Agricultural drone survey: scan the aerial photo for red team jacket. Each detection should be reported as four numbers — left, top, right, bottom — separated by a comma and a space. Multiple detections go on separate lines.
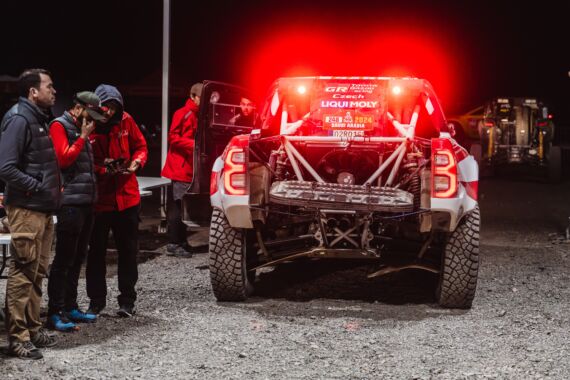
161, 98, 198, 183
89, 112, 148, 212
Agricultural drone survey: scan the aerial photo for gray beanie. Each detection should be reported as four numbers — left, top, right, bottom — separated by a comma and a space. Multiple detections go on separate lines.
190, 82, 203, 97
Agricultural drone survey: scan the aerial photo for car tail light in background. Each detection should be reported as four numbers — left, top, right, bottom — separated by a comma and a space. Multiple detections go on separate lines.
484, 120, 495, 127
222, 135, 250, 195
431, 138, 458, 198
537, 121, 548, 127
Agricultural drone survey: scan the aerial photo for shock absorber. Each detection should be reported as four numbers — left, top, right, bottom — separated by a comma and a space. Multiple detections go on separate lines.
487, 126, 494, 159
538, 130, 544, 160
402, 158, 420, 210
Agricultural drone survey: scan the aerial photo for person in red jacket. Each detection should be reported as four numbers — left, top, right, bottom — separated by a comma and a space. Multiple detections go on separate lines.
161, 82, 203, 257
86, 84, 148, 318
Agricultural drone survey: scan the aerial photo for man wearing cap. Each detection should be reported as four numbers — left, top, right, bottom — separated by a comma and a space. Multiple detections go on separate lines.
45, 92, 104, 332
0, 68, 60, 359
161, 82, 203, 257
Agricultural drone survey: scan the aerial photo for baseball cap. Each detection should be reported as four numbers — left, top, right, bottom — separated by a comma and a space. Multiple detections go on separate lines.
74, 91, 106, 121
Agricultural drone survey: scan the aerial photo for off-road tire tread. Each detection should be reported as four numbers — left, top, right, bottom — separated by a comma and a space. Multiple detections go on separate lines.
209, 209, 251, 301
437, 206, 480, 309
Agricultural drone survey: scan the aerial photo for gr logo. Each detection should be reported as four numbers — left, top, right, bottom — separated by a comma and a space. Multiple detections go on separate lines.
325, 86, 349, 93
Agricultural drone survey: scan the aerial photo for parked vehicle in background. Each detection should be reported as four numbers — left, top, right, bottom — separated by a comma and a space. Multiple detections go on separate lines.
205, 76, 480, 309
446, 105, 484, 148
470, 97, 560, 181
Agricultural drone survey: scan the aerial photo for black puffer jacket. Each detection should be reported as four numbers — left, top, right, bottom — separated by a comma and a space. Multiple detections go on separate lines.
53, 112, 97, 206
0, 97, 61, 213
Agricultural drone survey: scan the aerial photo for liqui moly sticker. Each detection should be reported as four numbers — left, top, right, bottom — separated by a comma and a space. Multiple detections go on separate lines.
320, 100, 379, 108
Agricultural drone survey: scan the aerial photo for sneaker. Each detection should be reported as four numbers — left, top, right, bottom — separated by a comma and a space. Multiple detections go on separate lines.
166, 243, 182, 256
31, 328, 57, 348
166, 243, 193, 258
65, 309, 97, 323
86, 304, 105, 315
117, 305, 136, 318
7, 340, 43, 360
46, 314, 78, 332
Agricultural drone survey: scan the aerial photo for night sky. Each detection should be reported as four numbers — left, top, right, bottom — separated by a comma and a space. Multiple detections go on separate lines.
1, 0, 569, 123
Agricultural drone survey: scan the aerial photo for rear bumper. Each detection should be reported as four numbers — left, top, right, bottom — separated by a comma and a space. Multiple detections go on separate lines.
269, 180, 414, 212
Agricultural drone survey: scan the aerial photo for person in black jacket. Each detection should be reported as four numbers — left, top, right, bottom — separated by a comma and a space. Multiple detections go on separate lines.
46, 92, 105, 332
0, 68, 61, 360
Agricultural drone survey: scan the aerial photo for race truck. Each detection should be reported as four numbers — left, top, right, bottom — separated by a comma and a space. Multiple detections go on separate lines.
186, 77, 480, 309
470, 97, 560, 181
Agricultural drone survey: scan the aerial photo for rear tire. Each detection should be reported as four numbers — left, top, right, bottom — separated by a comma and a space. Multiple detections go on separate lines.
209, 209, 253, 301
436, 207, 480, 309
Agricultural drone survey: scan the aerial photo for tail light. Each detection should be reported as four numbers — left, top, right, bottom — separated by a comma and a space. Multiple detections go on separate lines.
484, 120, 495, 127
222, 134, 249, 195
537, 121, 548, 127
431, 138, 458, 198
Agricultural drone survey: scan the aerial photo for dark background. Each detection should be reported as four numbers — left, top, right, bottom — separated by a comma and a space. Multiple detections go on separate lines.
1, 0, 569, 173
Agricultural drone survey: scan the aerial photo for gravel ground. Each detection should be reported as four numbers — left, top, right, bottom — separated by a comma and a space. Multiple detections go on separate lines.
1, 177, 569, 379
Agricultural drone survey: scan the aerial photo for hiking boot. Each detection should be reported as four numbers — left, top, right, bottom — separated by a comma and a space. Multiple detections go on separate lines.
46, 314, 78, 332
117, 305, 136, 318
86, 304, 105, 315
166, 243, 193, 258
31, 328, 57, 348
7, 340, 43, 360
65, 309, 97, 323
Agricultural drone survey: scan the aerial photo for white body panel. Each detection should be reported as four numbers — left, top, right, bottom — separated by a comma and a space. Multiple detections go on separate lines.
210, 156, 253, 228
431, 148, 479, 231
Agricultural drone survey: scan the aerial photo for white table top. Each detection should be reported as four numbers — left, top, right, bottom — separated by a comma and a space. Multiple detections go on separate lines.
138, 177, 171, 191
0, 233, 11, 244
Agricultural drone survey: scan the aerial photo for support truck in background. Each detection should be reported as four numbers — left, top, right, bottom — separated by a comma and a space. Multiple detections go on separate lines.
470, 97, 560, 181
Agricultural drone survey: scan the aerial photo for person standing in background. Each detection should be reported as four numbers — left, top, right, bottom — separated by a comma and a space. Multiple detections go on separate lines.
160, 82, 203, 258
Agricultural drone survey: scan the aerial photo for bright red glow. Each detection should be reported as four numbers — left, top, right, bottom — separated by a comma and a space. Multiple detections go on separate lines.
548, 114, 553, 119
484, 121, 494, 127
240, 23, 456, 105
392, 86, 402, 95
297, 85, 307, 94
431, 139, 458, 198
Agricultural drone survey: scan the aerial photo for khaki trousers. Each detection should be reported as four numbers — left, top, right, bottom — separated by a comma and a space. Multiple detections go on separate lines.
5, 205, 54, 342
